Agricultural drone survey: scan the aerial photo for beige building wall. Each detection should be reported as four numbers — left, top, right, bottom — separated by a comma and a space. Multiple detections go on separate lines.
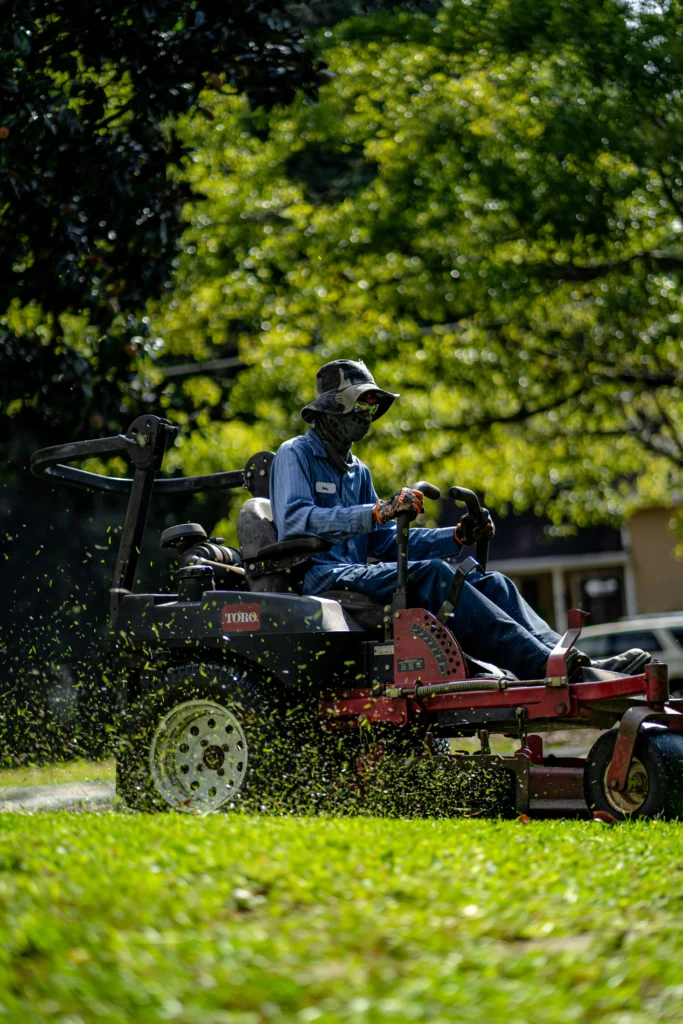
629, 508, 683, 614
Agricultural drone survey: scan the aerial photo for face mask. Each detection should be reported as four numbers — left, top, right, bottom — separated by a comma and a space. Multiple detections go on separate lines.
316, 411, 370, 449
314, 412, 371, 471
344, 413, 372, 443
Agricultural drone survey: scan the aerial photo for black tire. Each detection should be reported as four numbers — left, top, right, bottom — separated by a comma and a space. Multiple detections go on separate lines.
116, 660, 317, 813
584, 726, 683, 820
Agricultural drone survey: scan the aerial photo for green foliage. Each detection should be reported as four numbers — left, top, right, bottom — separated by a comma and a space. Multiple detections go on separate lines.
0, 0, 324, 466
154, 0, 683, 527
1, 814, 683, 1020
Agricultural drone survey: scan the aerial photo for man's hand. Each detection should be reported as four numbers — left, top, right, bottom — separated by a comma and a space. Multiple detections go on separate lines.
454, 509, 495, 546
373, 488, 424, 525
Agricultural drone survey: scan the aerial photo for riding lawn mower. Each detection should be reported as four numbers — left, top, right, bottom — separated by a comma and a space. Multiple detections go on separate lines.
31, 414, 683, 820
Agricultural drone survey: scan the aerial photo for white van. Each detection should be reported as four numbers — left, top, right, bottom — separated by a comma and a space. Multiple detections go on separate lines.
579, 614, 683, 692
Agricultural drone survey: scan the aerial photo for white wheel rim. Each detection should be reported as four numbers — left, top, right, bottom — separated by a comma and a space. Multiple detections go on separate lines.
149, 699, 248, 812
604, 755, 649, 815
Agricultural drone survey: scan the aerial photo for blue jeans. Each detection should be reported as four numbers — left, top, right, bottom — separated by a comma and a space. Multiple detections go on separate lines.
305, 559, 562, 680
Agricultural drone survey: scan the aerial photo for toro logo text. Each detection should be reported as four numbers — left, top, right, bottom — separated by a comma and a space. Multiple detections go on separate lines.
221, 604, 261, 632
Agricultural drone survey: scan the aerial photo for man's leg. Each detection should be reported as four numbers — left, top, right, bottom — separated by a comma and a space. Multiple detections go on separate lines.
447, 582, 553, 680
304, 558, 457, 611
306, 560, 554, 680
466, 570, 563, 650
463, 570, 649, 675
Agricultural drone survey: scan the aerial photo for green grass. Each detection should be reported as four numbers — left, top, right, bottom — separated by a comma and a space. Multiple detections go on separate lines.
1, 815, 682, 1022
0, 759, 115, 788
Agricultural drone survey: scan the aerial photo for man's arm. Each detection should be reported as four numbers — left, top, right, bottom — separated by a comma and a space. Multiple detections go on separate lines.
271, 444, 376, 544
364, 468, 462, 561
404, 525, 462, 559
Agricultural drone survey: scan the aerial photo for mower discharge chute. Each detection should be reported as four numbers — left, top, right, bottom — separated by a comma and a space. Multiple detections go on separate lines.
31, 415, 683, 819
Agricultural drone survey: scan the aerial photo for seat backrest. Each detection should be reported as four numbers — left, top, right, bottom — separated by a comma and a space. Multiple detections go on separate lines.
238, 497, 301, 594
244, 451, 275, 499
238, 497, 277, 560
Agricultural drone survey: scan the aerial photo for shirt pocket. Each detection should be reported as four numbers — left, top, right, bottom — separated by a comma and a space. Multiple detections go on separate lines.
314, 478, 340, 508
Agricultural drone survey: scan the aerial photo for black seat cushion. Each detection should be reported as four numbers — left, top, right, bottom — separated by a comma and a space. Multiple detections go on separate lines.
319, 589, 387, 631
257, 535, 330, 561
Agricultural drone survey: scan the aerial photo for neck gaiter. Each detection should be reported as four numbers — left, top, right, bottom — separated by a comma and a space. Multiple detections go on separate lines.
313, 413, 371, 473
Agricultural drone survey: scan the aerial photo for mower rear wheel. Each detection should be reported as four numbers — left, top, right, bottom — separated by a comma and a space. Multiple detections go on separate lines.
584, 727, 683, 820
117, 660, 309, 813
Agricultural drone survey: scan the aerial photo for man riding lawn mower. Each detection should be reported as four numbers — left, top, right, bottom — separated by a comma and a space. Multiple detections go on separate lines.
271, 359, 651, 687
30, 360, 683, 820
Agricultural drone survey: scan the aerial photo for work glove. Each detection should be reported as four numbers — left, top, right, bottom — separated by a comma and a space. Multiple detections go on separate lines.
373, 488, 424, 525
454, 509, 495, 547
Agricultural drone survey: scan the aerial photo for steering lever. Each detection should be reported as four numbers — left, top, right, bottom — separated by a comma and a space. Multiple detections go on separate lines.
413, 480, 441, 501
393, 480, 440, 612
449, 485, 489, 571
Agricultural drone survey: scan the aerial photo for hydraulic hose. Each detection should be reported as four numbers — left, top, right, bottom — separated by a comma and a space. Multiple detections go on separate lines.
414, 679, 508, 696
409, 677, 550, 698
187, 556, 246, 577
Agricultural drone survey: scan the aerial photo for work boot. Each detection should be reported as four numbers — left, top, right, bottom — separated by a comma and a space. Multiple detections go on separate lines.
562, 650, 626, 683
576, 665, 626, 683
589, 648, 652, 676
564, 648, 591, 683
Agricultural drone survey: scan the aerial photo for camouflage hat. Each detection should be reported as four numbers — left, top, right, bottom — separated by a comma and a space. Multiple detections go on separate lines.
301, 359, 399, 424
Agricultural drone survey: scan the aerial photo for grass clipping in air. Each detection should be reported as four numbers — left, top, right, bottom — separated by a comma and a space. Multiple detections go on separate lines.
241, 708, 516, 819
1, 815, 682, 1022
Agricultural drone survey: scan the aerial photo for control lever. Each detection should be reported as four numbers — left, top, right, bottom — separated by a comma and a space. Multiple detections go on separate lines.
449, 485, 488, 571
413, 480, 441, 501
394, 480, 440, 610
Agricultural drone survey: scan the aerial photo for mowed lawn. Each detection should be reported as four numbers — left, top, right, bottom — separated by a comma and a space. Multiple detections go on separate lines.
0, 759, 115, 789
0, 815, 682, 1023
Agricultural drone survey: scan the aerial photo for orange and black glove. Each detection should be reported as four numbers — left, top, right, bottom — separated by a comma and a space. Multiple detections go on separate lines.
373, 488, 424, 525
454, 508, 495, 546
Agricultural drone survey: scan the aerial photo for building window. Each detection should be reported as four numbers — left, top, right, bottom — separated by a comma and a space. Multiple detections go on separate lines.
570, 570, 625, 626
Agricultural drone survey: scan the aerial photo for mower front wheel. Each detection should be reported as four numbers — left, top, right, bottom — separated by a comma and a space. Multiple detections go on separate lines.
584, 726, 683, 820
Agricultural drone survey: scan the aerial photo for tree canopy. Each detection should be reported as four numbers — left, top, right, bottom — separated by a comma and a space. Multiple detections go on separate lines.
3, 0, 683, 542
0, 0, 324, 464
144, 0, 683, 538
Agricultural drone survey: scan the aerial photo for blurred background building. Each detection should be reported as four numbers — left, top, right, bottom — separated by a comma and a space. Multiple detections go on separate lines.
441, 505, 682, 630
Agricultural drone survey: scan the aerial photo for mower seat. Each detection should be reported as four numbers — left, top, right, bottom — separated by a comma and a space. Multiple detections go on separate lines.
237, 499, 386, 628
238, 497, 278, 561
238, 497, 331, 594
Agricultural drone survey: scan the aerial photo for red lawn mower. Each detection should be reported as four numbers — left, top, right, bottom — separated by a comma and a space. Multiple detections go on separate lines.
32, 414, 683, 819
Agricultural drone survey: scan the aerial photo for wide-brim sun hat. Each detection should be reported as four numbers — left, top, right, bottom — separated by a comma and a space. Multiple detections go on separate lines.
301, 359, 399, 423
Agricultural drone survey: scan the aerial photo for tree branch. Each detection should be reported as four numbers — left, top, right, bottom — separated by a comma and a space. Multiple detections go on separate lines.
435, 385, 584, 433
652, 391, 683, 457
479, 323, 683, 388
594, 368, 683, 388
624, 401, 683, 468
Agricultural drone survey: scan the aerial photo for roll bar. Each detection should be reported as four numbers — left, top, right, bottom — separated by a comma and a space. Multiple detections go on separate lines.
31, 426, 245, 495
30, 414, 263, 629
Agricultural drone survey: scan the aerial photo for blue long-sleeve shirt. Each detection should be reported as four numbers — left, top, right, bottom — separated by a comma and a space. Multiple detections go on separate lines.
270, 428, 461, 594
